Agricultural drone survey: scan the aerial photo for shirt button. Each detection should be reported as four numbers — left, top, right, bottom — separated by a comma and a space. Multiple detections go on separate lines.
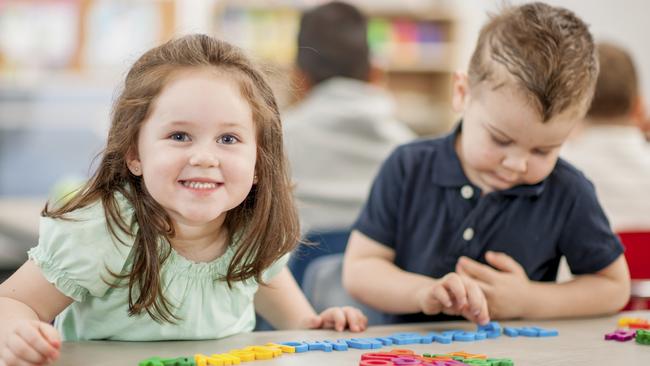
460, 185, 474, 199
463, 227, 474, 241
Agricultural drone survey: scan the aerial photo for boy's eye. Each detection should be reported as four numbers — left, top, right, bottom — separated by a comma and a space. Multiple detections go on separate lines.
169, 132, 190, 142
218, 134, 239, 144
491, 136, 511, 146
533, 148, 551, 156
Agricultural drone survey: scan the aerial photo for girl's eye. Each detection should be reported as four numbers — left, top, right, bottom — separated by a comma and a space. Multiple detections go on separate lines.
218, 134, 239, 145
533, 149, 551, 156
170, 132, 190, 142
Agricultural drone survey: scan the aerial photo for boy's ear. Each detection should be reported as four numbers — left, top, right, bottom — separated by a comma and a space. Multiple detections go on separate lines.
452, 71, 470, 114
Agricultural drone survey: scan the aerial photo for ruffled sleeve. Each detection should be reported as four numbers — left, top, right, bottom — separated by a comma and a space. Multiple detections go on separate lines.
261, 253, 291, 283
28, 197, 136, 302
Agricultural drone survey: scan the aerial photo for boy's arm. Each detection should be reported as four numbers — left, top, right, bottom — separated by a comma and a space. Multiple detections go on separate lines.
342, 230, 437, 314
254, 267, 366, 331
457, 252, 630, 319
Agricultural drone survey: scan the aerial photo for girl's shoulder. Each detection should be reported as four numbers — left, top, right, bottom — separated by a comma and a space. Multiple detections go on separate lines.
29, 192, 136, 301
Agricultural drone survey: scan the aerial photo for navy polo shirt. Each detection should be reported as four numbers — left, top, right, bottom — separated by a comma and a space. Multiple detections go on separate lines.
353, 124, 623, 324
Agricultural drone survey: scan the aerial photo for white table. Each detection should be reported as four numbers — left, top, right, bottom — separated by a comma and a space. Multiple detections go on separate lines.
53, 311, 650, 365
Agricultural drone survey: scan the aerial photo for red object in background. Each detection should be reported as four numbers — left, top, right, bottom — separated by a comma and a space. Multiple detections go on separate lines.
618, 231, 650, 310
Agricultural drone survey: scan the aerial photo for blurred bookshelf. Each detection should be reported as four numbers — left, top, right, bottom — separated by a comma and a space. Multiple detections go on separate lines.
212, 0, 461, 136
0, 0, 175, 86
0, 0, 460, 135
0, 0, 176, 197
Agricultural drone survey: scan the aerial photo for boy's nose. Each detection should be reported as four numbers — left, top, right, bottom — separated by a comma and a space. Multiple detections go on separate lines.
502, 154, 527, 174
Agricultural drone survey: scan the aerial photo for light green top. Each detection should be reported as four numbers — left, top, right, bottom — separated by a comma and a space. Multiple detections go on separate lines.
27, 193, 288, 341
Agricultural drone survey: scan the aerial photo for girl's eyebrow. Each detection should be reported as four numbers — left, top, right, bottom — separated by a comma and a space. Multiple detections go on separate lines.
163, 120, 248, 130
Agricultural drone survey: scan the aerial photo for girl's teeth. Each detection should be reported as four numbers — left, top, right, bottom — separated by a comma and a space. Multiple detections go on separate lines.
183, 181, 217, 189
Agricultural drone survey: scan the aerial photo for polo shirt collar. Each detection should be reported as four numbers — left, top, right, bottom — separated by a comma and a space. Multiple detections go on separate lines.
431, 121, 547, 197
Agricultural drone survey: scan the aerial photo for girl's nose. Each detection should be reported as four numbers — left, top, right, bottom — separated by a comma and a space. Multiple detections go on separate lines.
189, 151, 220, 168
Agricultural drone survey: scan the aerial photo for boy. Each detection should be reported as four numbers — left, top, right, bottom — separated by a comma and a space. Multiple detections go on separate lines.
342, 2, 630, 324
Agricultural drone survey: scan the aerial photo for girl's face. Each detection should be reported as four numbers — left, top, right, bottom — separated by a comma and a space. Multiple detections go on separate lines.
128, 68, 257, 227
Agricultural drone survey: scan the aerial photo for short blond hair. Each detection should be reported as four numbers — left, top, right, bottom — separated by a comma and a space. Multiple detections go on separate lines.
469, 2, 599, 121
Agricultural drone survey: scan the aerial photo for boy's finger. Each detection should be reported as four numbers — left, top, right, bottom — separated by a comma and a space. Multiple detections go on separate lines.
431, 284, 453, 308
2, 342, 35, 366
457, 257, 498, 283
442, 274, 467, 310
477, 302, 491, 325
463, 278, 486, 318
485, 251, 526, 275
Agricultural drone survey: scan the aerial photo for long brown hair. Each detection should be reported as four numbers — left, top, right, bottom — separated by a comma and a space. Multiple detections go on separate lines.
43, 34, 300, 323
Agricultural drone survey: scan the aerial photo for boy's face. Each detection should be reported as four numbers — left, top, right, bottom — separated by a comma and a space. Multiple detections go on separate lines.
452, 73, 579, 194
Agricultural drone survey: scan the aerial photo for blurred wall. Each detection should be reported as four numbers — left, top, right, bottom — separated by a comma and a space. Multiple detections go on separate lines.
455, 0, 650, 110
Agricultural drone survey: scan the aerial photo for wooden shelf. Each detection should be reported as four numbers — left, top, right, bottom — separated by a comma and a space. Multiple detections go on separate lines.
212, 1, 460, 135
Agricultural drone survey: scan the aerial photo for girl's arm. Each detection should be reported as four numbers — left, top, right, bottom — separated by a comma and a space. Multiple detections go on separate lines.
0, 260, 73, 323
254, 267, 366, 332
0, 260, 73, 365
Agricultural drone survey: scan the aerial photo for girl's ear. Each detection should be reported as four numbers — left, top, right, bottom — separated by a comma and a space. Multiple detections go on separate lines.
452, 71, 470, 114
126, 149, 143, 176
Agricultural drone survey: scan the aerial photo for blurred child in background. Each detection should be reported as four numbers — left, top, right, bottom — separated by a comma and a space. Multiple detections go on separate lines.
562, 42, 650, 231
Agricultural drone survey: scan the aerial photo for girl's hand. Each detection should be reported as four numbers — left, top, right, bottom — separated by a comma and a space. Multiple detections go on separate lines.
1, 319, 60, 366
416, 272, 490, 325
306, 306, 368, 332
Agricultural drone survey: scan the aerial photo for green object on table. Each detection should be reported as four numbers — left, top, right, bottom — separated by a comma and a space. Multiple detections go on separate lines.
487, 358, 515, 366
465, 359, 491, 365
162, 357, 195, 366
138, 356, 195, 366
636, 329, 650, 345
138, 357, 164, 366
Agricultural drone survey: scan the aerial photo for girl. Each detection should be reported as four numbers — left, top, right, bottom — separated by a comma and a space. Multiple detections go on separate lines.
0, 34, 367, 366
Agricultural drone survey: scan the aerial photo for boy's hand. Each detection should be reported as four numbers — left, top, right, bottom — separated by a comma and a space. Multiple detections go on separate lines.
306, 306, 368, 332
1, 319, 60, 366
416, 272, 490, 325
456, 251, 531, 319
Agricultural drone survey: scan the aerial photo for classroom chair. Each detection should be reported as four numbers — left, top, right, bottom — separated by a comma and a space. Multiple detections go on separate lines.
256, 230, 352, 331
618, 231, 650, 310
302, 253, 386, 325
288, 230, 350, 288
